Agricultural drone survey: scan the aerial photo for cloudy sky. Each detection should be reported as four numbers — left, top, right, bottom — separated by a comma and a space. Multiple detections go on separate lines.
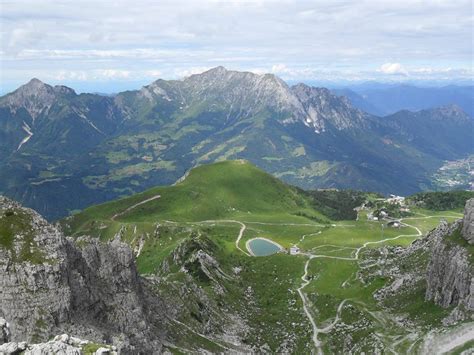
1, 0, 472, 93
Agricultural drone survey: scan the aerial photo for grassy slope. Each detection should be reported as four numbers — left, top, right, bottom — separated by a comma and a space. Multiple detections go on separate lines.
68, 160, 326, 227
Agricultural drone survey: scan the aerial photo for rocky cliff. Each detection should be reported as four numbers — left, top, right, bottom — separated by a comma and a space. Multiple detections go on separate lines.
425, 198, 474, 321
373, 199, 473, 327
0, 196, 165, 353
425, 220, 473, 309
462, 198, 474, 244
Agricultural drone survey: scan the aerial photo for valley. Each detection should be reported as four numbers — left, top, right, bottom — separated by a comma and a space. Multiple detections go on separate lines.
2, 2, 473, 354
60, 160, 473, 353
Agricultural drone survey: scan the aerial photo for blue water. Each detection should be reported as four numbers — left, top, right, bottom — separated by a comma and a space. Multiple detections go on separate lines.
248, 238, 281, 256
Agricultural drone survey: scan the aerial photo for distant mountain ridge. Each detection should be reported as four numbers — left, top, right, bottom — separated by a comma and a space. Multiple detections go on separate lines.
333, 84, 474, 117
0, 67, 472, 219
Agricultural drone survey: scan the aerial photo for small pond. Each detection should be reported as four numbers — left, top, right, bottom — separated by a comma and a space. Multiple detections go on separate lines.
247, 238, 282, 256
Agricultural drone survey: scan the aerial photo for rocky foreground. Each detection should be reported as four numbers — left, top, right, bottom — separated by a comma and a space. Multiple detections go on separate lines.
0, 196, 165, 353
0, 196, 473, 353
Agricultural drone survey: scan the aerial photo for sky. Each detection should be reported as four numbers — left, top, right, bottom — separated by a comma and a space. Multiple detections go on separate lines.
0, 0, 473, 93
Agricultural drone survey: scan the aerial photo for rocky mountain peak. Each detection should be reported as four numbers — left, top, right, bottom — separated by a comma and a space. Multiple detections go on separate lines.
185, 66, 284, 89
16, 78, 52, 96
201, 65, 228, 76
25, 77, 45, 88
430, 104, 470, 122
0, 79, 76, 120
291, 82, 371, 132
185, 66, 235, 83
115, 68, 372, 133
52, 84, 76, 97
175, 66, 300, 118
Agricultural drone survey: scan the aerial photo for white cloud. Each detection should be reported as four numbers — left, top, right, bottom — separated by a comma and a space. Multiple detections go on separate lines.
56, 71, 88, 81
99, 69, 131, 79
174, 67, 213, 78
0, 0, 472, 89
4, 23, 44, 55
271, 64, 289, 74
55, 69, 136, 81
378, 63, 408, 76
146, 70, 163, 78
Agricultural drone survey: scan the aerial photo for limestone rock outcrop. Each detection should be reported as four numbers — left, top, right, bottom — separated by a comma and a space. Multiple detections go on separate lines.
0, 318, 10, 345
0, 333, 118, 355
0, 196, 165, 352
425, 199, 474, 318
374, 199, 473, 326
462, 198, 474, 244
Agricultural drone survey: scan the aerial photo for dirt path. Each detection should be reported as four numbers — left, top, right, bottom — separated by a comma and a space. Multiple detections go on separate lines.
234, 221, 249, 256
420, 322, 474, 354
296, 253, 350, 353
401, 214, 463, 220
296, 256, 322, 353
183, 215, 445, 352
192, 219, 250, 256
294, 218, 425, 351
111, 195, 161, 221
168, 317, 231, 351
297, 231, 322, 244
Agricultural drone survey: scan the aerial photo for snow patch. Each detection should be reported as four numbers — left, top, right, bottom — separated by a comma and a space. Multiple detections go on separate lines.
17, 122, 33, 150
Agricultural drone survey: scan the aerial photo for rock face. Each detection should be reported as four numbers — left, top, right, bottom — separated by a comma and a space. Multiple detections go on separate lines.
0, 196, 164, 352
0, 318, 10, 344
291, 83, 370, 132
0, 333, 118, 355
462, 198, 474, 244
1, 78, 76, 120
425, 199, 474, 316
375, 199, 473, 326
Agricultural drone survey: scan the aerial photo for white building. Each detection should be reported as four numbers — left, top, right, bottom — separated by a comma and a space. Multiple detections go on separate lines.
367, 213, 379, 221
290, 246, 300, 255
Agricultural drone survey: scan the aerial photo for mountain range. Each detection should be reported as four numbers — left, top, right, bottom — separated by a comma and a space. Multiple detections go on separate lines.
332, 84, 474, 117
0, 67, 472, 219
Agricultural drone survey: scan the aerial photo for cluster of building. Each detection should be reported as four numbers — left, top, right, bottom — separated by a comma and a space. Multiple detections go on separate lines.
386, 194, 405, 204
365, 194, 410, 228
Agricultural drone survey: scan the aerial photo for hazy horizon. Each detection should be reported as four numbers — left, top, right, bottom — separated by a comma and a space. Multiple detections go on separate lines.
2, 66, 473, 96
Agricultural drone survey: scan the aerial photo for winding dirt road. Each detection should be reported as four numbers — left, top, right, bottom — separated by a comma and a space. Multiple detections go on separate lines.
111, 194, 161, 221
181, 215, 448, 352
294, 216, 426, 351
